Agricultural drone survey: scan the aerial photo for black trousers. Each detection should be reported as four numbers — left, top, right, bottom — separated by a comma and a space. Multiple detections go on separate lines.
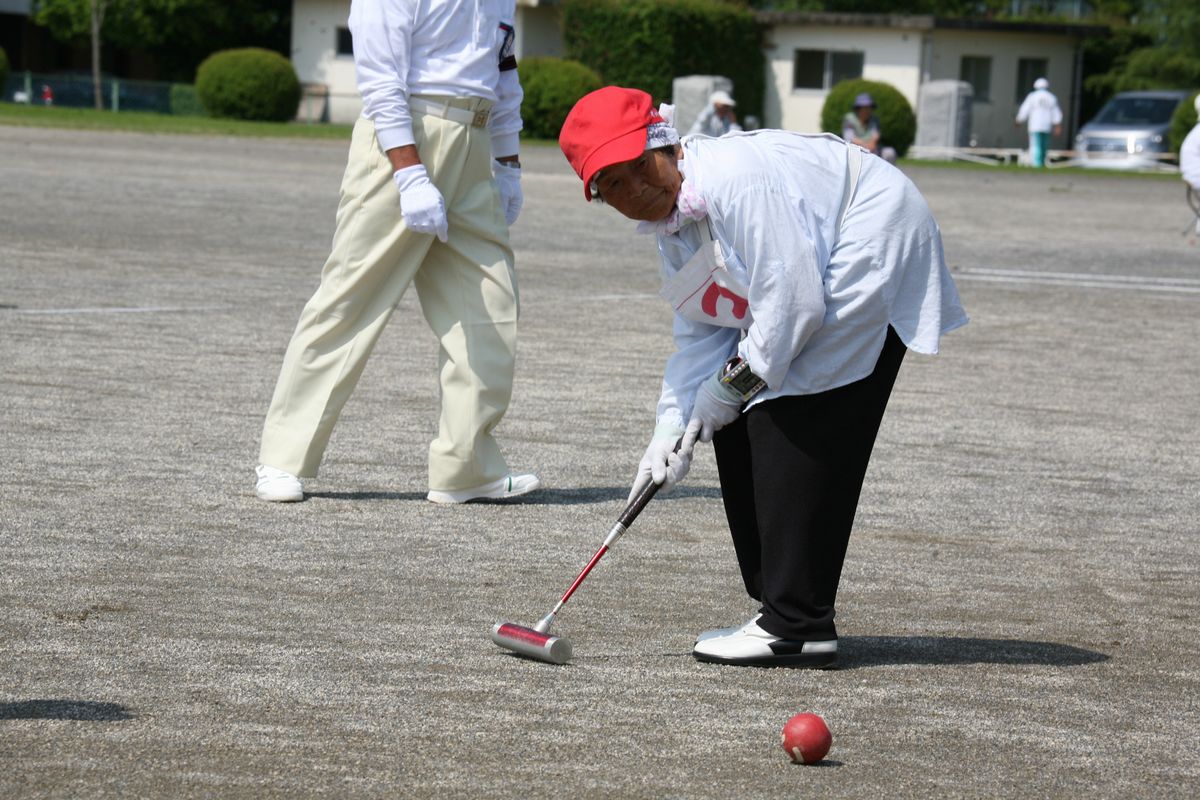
712, 327, 906, 641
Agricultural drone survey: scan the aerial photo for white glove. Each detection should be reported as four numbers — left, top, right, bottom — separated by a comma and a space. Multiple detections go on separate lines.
627, 423, 699, 504
393, 164, 448, 242
494, 160, 523, 226
689, 371, 744, 443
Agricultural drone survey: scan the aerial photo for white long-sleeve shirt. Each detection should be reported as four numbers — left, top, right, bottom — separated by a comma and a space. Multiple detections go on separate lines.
1181, 123, 1200, 190
654, 131, 968, 429
1015, 89, 1063, 134
348, 0, 523, 157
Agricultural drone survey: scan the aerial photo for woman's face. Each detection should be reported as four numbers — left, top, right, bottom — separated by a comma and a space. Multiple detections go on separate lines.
595, 147, 682, 222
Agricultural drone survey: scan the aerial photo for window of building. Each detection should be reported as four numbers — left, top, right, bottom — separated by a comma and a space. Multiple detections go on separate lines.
1015, 57, 1048, 102
336, 27, 353, 57
959, 55, 992, 102
793, 49, 864, 91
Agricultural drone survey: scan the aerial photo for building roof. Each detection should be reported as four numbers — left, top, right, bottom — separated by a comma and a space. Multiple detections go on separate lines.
757, 11, 1106, 38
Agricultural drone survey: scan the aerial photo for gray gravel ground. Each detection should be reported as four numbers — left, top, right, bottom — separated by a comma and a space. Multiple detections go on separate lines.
1, 125, 1198, 799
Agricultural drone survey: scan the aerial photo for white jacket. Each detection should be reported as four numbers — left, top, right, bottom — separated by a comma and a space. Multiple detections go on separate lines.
1015, 89, 1063, 134
348, 0, 523, 157
654, 131, 968, 430
1181, 123, 1200, 190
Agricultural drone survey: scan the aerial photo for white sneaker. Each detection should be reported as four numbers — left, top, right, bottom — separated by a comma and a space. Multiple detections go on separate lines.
692, 616, 837, 668
426, 473, 541, 504
695, 613, 763, 644
255, 464, 303, 502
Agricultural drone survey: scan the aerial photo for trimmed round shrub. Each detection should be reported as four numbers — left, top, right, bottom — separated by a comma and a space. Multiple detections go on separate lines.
0, 47, 10, 98
820, 79, 916, 159
519, 57, 603, 140
1169, 91, 1199, 154
195, 48, 300, 122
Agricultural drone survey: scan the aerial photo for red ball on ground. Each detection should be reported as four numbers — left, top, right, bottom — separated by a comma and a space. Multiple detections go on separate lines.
780, 712, 832, 764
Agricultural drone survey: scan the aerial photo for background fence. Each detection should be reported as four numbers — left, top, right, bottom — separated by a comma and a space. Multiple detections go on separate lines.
2, 72, 205, 116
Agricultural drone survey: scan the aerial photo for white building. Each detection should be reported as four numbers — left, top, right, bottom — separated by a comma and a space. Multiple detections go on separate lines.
290, 2, 1098, 148
762, 12, 1100, 148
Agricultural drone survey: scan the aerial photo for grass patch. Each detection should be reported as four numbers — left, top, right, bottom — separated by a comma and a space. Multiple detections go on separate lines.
0, 101, 352, 140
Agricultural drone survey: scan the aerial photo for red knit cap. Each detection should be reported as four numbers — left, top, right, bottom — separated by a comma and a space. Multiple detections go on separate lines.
559, 86, 664, 201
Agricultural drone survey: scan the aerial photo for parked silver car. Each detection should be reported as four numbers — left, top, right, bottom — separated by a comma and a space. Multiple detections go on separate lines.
1074, 90, 1190, 170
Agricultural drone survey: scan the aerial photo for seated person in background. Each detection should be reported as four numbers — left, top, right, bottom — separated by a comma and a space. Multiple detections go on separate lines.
688, 90, 743, 138
843, 93, 897, 164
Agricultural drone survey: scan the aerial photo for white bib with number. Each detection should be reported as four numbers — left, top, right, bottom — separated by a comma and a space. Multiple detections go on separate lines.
659, 221, 752, 330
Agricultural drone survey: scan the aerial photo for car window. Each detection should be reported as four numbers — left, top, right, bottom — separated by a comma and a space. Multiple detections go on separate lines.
1094, 97, 1180, 126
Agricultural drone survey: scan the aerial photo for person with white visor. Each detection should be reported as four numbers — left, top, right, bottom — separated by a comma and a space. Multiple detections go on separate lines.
559, 86, 968, 668
255, 0, 540, 504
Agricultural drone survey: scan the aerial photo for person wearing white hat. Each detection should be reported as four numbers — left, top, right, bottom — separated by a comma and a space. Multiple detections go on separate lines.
688, 89, 743, 138
253, 0, 541, 504
1015, 77, 1063, 168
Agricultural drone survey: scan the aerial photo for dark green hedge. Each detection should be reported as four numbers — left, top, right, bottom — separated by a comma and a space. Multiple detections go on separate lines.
562, 0, 763, 120
0, 47, 10, 96
820, 79, 916, 158
195, 48, 301, 122
519, 57, 603, 139
1170, 92, 1199, 154
169, 83, 207, 117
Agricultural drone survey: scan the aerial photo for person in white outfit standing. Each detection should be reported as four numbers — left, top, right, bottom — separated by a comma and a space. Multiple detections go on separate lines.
255, 0, 540, 504
1015, 77, 1063, 168
1180, 95, 1200, 238
559, 87, 967, 668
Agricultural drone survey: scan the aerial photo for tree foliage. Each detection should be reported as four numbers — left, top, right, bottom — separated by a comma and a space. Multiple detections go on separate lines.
518, 57, 603, 139
563, 0, 764, 120
32, 0, 291, 82
1168, 90, 1198, 153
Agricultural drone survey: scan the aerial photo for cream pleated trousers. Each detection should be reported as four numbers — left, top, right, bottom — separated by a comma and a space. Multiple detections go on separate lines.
259, 99, 518, 491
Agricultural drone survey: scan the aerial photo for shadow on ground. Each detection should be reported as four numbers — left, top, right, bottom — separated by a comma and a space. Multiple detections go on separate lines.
0, 700, 134, 721
841, 636, 1109, 668
306, 486, 724, 504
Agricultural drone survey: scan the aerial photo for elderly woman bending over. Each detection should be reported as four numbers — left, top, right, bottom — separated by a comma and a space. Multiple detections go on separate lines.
558, 87, 967, 668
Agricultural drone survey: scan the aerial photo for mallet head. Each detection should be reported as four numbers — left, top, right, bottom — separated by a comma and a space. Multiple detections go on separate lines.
491, 622, 573, 665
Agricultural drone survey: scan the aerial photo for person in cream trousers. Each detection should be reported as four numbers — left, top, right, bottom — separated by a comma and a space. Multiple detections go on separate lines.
256, 0, 540, 505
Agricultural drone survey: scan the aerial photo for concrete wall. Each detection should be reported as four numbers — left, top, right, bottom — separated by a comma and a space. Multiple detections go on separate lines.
927, 29, 1078, 148
515, 2, 564, 59
291, 0, 360, 123
763, 25, 923, 133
